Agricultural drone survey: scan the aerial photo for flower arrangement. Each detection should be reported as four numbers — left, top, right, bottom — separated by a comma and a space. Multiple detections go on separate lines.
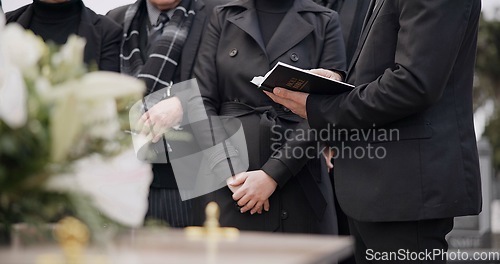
0, 13, 152, 243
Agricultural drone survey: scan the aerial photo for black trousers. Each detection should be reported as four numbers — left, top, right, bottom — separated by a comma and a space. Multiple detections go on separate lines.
145, 188, 193, 228
348, 217, 454, 263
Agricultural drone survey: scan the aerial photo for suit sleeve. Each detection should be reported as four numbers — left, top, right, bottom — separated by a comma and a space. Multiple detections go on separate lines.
190, 7, 247, 184
262, 11, 347, 187
98, 17, 122, 72
307, 0, 475, 130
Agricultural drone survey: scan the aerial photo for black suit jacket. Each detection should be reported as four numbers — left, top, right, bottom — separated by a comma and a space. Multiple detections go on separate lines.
6, 3, 121, 72
307, 0, 482, 222
191, 0, 346, 233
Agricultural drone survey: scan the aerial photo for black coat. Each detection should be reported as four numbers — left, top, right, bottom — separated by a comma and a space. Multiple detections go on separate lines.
307, 0, 482, 222
192, 0, 346, 233
6, 3, 121, 72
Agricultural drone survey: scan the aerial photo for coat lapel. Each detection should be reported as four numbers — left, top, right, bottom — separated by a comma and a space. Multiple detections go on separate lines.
180, 0, 206, 80
226, 0, 325, 63
14, 5, 34, 28
227, 0, 266, 53
77, 6, 101, 67
265, 6, 314, 63
347, 0, 385, 76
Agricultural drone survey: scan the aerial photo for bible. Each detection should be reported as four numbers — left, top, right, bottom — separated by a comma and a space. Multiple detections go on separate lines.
251, 62, 354, 95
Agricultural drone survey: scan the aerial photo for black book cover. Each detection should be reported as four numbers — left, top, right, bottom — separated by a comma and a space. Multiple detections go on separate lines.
251, 62, 354, 95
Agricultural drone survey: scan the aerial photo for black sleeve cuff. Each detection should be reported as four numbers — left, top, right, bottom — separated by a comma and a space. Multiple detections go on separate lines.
261, 158, 293, 188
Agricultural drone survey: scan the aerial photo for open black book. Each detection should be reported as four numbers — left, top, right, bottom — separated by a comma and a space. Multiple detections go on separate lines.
251, 62, 354, 95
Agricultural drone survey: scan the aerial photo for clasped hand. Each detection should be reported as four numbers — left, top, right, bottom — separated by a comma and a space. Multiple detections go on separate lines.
226, 170, 277, 215
136, 97, 183, 143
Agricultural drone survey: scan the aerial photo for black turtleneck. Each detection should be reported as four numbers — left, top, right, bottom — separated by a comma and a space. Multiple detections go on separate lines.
30, 0, 83, 45
255, 0, 294, 46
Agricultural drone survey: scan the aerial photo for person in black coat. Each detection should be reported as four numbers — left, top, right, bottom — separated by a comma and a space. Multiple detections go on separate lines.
268, 0, 482, 262
6, 0, 121, 72
191, 0, 346, 233
107, 0, 229, 228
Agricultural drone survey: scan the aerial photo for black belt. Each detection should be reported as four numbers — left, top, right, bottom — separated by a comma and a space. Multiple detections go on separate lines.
220, 102, 327, 221
220, 102, 300, 164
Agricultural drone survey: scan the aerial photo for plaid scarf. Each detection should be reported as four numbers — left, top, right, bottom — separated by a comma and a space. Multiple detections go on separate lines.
121, 0, 195, 95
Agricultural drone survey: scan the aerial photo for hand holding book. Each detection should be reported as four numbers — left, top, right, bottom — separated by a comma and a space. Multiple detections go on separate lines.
256, 62, 353, 119
251, 62, 353, 95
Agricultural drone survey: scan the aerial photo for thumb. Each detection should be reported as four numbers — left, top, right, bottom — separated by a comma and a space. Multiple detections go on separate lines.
229, 172, 247, 186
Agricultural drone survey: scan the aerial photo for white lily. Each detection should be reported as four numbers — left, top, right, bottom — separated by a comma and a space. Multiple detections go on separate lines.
46, 149, 153, 227
2, 23, 44, 71
0, 14, 29, 129
50, 35, 87, 82
76, 71, 145, 100
82, 99, 121, 140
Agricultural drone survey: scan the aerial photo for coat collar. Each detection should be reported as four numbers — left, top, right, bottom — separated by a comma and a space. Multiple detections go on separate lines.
347, 0, 385, 76
223, 0, 328, 12
10, 4, 34, 28
225, 0, 327, 63
180, 0, 206, 80
76, 5, 101, 66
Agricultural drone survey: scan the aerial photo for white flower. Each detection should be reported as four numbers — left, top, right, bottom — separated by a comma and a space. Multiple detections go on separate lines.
52, 35, 86, 68
82, 99, 121, 140
46, 149, 153, 227
76, 71, 145, 100
0, 10, 5, 28
1, 23, 44, 71
0, 14, 29, 129
0, 65, 28, 129
34, 77, 53, 101
47, 72, 145, 102
48, 72, 143, 160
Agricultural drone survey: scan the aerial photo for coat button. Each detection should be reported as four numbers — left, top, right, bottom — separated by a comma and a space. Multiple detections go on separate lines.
281, 210, 288, 220
283, 106, 290, 112
229, 48, 238, 57
290, 53, 299, 62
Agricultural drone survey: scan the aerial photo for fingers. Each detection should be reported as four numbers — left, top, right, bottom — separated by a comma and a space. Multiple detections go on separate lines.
240, 198, 257, 214
264, 90, 281, 104
331, 72, 343, 81
137, 99, 182, 139
237, 194, 253, 210
228, 172, 247, 186
250, 200, 264, 215
233, 192, 250, 207
264, 89, 309, 119
309, 68, 335, 78
136, 112, 149, 133
264, 90, 293, 110
309, 69, 343, 81
152, 133, 163, 143
226, 177, 242, 194
140, 118, 156, 137
273, 87, 306, 101
264, 199, 270, 212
